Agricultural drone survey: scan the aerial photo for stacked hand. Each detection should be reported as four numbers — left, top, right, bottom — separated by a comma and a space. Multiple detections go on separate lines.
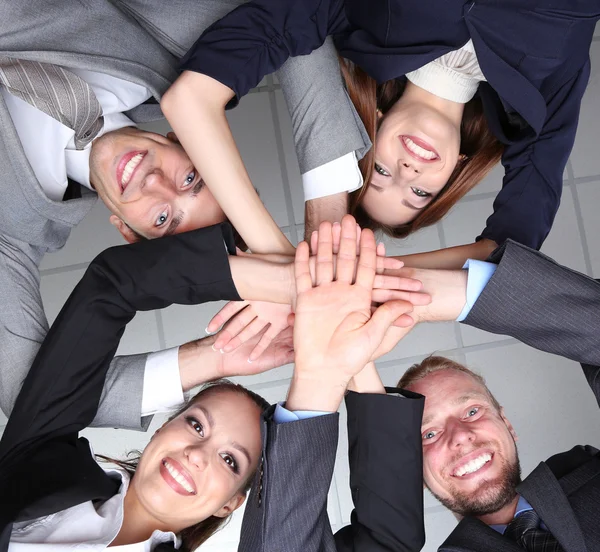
287, 216, 421, 412
207, 221, 430, 361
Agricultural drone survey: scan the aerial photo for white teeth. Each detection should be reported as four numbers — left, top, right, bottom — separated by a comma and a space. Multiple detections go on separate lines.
164, 461, 195, 494
454, 453, 492, 477
404, 137, 437, 160
121, 153, 144, 186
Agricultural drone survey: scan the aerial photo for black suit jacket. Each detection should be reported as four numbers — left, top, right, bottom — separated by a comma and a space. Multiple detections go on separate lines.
440, 241, 600, 552
0, 223, 240, 550
239, 388, 426, 552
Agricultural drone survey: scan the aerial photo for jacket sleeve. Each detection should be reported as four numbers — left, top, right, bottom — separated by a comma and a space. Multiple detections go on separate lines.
334, 389, 426, 552
463, 241, 600, 404
179, 0, 347, 108
238, 407, 340, 552
275, 36, 371, 174
0, 233, 168, 432
0, 224, 240, 468
478, 62, 591, 249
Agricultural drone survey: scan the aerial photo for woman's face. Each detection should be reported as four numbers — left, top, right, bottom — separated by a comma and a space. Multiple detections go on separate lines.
361, 100, 462, 227
132, 389, 263, 530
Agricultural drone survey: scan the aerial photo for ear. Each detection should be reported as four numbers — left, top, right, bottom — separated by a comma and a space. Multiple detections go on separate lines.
166, 131, 180, 144
499, 407, 518, 442
376, 109, 383, 121
458, 153, 468, 162
109, 215, 141, 244
213, 493, 246, 518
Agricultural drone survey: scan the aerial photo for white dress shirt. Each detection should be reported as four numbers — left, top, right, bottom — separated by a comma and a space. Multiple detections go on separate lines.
10, 468, 180, 551
2, 69, 185, 417
302, 151, 363, 201
406, 40, 487, 104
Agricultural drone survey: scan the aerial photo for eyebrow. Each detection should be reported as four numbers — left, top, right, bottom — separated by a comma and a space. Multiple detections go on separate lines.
198, 405, 215, 429
421, 393, 488, 426
401, 199, 423, 211
231, 441, 252, 466
163, 211, 184, 236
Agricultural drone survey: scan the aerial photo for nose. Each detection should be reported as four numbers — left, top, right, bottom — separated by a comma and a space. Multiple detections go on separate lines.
142, 169, 171, 193
448, 420, 476, 448
397, 159, 420, 182
185, 444, 210, 472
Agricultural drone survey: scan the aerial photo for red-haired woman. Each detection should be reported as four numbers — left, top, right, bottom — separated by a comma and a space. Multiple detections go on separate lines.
162, 0, 598, 270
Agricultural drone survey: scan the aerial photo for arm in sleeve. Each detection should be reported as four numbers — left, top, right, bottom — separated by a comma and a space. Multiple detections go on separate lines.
276, 37, 371, 175
464, 240, 600, 368
0, 224, 240, 466
0, 233, 177, 433
179, 0, 347, 107
239, 408, 340, 552
334, 389, 426, 552
478, 62, 591, 249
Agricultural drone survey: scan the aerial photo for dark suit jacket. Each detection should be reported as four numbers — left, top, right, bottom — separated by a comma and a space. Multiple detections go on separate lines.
239, 388, 426, 552
0, 223, 240, 550
182, 0, 599, 250
440, 240, 600, 552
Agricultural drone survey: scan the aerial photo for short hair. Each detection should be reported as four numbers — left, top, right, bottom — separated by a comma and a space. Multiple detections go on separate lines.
397, 355, 502, 412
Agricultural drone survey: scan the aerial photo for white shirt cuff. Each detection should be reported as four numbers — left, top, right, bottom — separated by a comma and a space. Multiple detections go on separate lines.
456, 260, 498, 322
141, 347, 185, 416
302, 152, 363, 201
273, 402, 329, 423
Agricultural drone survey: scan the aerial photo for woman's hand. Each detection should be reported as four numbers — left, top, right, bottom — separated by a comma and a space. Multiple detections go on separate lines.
207, 301, 293, 362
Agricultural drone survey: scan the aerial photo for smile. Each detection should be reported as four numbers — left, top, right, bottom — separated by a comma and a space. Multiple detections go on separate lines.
117, 151, 146, 194
160, 458, 197, 496
452, 452, 493, 478
400, 135, 440, 163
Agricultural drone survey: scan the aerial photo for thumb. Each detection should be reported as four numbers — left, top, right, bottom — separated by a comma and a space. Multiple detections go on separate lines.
363, 300, 414, 342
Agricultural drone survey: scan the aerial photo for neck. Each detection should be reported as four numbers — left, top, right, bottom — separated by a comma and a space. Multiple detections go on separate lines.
400, 81, 465, 126
111, 484, 168, 547
474, 494, 520, 526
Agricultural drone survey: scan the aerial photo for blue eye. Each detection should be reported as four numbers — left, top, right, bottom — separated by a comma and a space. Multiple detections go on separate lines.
374, 163, 390, 177
411, 187, 431, 198
155, 211, 168, 227
423, 430, 437, 440
466, 407, 480, 418
184, 171, 196, 187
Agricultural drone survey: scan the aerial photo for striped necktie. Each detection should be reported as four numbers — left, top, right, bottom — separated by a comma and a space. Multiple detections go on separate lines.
0, 56, 103, 149
504, 509, 564, 552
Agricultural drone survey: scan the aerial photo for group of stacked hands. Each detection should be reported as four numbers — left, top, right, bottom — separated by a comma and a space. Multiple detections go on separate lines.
0, 1, 599, 552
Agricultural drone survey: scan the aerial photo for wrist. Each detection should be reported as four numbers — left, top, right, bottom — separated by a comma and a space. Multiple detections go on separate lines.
178, 336, 223, 391
286, 371, 349, 413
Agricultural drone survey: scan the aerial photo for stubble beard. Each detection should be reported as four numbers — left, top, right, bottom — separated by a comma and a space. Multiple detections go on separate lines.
428, 447, 522, 517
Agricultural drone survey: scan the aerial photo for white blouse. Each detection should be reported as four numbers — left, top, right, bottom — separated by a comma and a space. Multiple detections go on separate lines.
406, 39, 487, 103
10, 468, 180, 552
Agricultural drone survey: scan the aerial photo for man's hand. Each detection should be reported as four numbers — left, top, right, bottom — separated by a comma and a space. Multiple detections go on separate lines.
287, 216, 414, 412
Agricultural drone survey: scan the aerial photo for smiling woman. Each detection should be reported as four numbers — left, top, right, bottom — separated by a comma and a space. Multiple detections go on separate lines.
99, 380, 269, 549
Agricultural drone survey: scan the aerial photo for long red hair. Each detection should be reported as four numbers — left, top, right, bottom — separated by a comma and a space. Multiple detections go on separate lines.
339, 58, 504, 238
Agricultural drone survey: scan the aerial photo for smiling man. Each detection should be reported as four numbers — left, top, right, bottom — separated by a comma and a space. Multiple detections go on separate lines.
0, 1, 369, 432
382, 240, 600, 550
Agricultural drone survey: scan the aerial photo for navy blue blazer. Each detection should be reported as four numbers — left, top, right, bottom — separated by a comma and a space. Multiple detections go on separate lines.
181, 0, 599, 249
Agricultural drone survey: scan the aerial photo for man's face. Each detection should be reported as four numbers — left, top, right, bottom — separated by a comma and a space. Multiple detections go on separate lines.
89, 127, 226, 240
407, 370, 521, 517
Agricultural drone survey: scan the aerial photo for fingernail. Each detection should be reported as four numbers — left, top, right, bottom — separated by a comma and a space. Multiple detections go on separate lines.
247, 358, 253, 364
333, 221, 340, 227
205, 326, 211, 334
219, 349, 224, 354
211, 344, 217, 352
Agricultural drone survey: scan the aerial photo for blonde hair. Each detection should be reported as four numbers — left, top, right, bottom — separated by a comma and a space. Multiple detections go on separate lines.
398, 355, 502, 412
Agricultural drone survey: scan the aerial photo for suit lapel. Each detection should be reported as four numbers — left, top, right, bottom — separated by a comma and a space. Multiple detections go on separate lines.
518, 462, 588, 552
